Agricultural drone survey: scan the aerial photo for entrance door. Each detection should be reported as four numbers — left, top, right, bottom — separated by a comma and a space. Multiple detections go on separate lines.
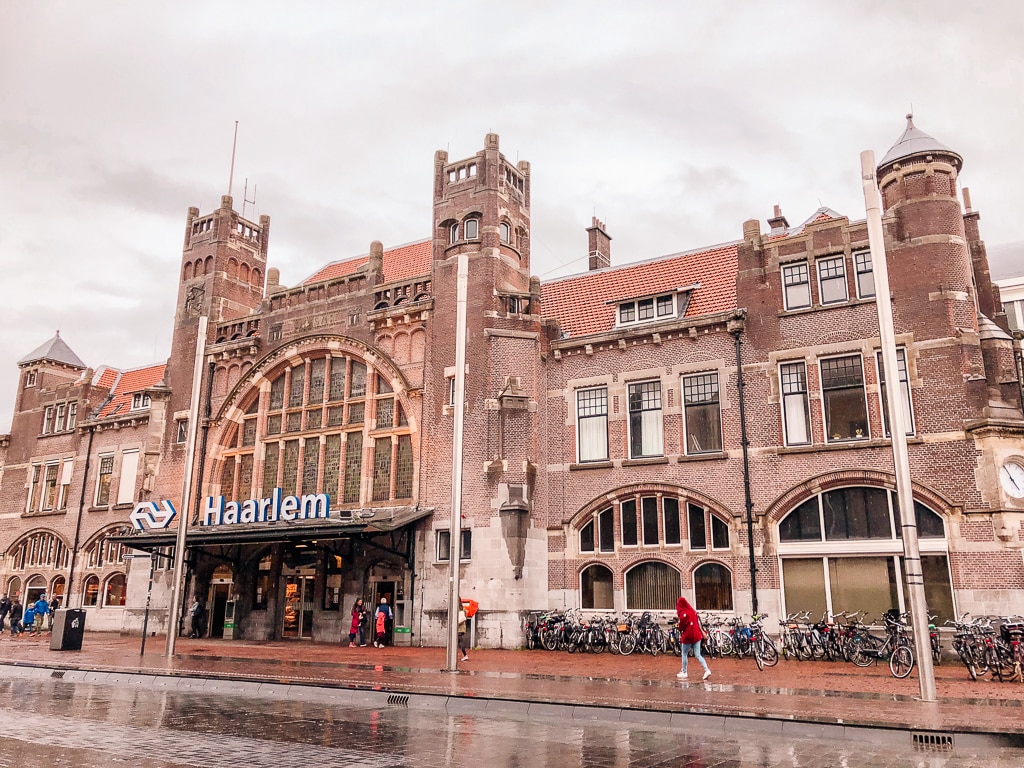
282, 575, 315, 639
372, 580, 396, 646
210, 584, 230, 639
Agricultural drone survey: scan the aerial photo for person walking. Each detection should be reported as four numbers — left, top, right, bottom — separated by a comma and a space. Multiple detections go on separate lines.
8, 598, 23, 638
32, 594, 50, 635
457, 598, 470, 662
0, 595, 10, 633
348, 598, 368, 647
21, 604, 36, 639
373, 598, 392, 648
48, 595, 61, 631
189, 598, 207, 638
676, 596, 711, 681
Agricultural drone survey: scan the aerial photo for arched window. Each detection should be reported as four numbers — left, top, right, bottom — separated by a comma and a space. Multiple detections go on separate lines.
693, 563, 733, 611
50, 575, 66, 605
449, 222, 459, 244
499, 222, 511, 243
5, 576, 21, 599
104, 574, 127, 607
84, 530, 126, 569
777, 486, 953, 621
83, 575, 100, 607
463, 218, 479, 240
581, 564, 613, 610
625, 562, 680, 610
9, 531, 69, 570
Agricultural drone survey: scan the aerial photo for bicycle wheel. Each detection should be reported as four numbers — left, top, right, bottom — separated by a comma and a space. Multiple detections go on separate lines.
525, 627, 536, 651
618, 633, 636, 656
758, 637, 780, 667
541, 629, 559, 652
590, 629, 607, 654
647, 630, 661, 657
890, 645, 914, 679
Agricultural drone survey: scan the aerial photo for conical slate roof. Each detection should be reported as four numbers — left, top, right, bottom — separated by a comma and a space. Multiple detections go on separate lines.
18, 332, 86, 368
878, 114, 962, 170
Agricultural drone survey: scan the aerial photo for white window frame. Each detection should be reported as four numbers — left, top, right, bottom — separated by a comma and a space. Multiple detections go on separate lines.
66, 402, 77, 431
131, 393, 151, 411
436, 529, 472, 562
576, 387, 609, 463
499, 221, 511, 243
854, 250, 875, 299
463, 218, 479, 240
780, 361, 812, 446
449, 222, 459, 243
816, 255, 848, 304
620, 498, 638, 548
876, 348, 915, 437
616, 293, 675, 328
819, 354, 870, 443
41, 462, 60, 511
116, 450, 140, 505
42, 406, 54, 435
57, 458, 74, 511
176, 419, 188, 443
640, 496, 660, 546
682, 372, 722, 455
25, 370, 36, 387
95, 454, 115, 506
782, 260, 812, 310
627, 380, 664, 459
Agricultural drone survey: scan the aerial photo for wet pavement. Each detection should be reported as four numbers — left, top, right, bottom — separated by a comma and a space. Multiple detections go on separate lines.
1, 671, 1023, 767
0, 632, 1022, 743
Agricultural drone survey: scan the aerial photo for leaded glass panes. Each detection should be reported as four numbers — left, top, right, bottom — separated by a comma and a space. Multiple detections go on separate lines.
281, 440, 299, 494
285, 411, 302, 432
327, 406, 345, 426
270, 376, 285, 409
242, 419, 257, 447
348, 402, 364, 424
302, 438, 320, 495
220, 457, 236, 501
306, 408, 322, 429
238, 454, 253, 500
343, 432, 363, 503
262, 443, 279, 495
395, 435, 413, 498
329, 358, 346, 401
372, 437, 392, 501
289, 366, 305, 408
350, 362, 367, 397
266, 414, 282, 435
323, 435, 341, 500
308, 358, 325, 404
377, 398, 394, 429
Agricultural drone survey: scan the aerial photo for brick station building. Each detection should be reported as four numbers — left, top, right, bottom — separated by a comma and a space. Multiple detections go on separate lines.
1, 118, 1022, 644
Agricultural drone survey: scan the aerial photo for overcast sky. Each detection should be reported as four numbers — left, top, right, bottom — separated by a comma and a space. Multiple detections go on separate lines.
2, 1, 1023, 430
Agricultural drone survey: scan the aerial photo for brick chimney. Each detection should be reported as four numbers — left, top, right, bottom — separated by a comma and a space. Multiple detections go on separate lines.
587, 217, 611, 271
767, 204, 789, 234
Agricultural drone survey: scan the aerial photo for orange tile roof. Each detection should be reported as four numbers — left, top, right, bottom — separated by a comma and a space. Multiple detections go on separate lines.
541, 243, 739, 338
92, 366, 119, 390
303, 240, 432, 285
95, 363, 166, 419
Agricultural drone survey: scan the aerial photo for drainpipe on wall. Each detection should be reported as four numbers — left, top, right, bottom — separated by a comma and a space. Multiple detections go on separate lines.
729, 317, 758, 616
66, 425, 96, 608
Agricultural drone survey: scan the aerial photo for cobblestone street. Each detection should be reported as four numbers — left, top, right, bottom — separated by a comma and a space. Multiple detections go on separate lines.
1, 675, 1023, 768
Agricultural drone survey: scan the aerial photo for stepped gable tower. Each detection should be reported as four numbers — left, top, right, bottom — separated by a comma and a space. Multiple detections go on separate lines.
161, 196, 270, 490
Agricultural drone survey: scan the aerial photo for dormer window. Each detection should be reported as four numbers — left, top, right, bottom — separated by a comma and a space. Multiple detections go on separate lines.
131, 393, 151, 411
616, 292, 678, 327
464, 218, 479, 240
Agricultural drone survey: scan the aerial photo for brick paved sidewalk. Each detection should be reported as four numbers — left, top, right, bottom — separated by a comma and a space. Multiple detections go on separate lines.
0, 632, 1021, 737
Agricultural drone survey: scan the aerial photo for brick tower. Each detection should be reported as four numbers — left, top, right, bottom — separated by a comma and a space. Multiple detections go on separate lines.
422, 135, 547, 640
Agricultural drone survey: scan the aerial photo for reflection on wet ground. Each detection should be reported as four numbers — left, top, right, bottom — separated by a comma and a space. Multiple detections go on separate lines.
0, 676, 1022, 767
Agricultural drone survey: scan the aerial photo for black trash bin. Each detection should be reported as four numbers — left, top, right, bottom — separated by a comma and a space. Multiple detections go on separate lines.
50, 608, 86, 651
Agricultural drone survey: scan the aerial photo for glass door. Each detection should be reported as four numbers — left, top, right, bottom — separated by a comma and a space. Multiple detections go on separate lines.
282, 575, 315, 639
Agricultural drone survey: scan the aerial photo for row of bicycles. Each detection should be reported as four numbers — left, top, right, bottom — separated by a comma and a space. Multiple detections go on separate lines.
523, 608, 1024, 682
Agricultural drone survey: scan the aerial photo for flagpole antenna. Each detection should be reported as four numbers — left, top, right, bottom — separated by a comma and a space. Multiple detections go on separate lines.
227, 121, 239, 198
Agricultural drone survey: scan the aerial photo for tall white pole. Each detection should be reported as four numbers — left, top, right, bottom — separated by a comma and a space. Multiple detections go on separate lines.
446, 253, 469, 671
861, 151, 937, 702
165, 315, 208, 657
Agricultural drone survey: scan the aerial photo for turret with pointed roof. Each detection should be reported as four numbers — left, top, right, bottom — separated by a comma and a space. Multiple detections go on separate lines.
17, 331, 85, 370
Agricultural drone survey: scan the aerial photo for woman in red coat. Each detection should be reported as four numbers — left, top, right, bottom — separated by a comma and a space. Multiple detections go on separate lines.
676, 596, 711, 680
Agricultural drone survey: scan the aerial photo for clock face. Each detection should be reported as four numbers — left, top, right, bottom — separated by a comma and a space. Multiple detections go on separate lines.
1000, 461, 1024, 499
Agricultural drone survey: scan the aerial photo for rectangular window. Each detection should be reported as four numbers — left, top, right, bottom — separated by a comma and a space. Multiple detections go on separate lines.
238, 453, 254, 500
656, 295, 674, 317
54, 404, 66, 432
641, 497, 659, 545
308, 358, 326, 404
688, 503, 707, 550
270, 376, 285, 409
637, 298, 654, 320
95, 454, 114, 506
28, 464, 42, 512
437, 529, 472, 561
780, 362, 811, 445
376, 398, 395, 429
877, 349, 914, 436
281, 440, 300, 494
42, 406, 54, 435
176, 419, 188, 444
262, 442, 279, 496
598, 508, 614, 553
664, 498, 681, 545
628, 380, 663, 458
464, 219, 479, 240
854, 250, 875, 298
619, 303, 636, 323
131, 393, 151, 410
576, 387, 609, 462
683, 373, 722, 454
116, 450, 139, 505
372, 437, 392, 501
221, 456, 236, 501
323, 435, 341, 500
342, 432, 363, 503
57, 458, 74, 510
620, 499, 638, 546
446, 376, 455, 407
302, 438, 320, 495
329, 358, 347, 401
821, 355, 869, 441
395, 435, 414, 498
817, 255, 848, 304
66, 402, 77, 430
289, 366, 305, 408
42, 464, 59, 511
782, 261, 811, 310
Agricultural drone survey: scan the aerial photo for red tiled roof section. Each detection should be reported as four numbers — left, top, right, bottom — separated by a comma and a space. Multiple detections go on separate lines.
96, 363, 166, 419
93, 366, 119, 390
541, 243, 739, 338
303, 240, 432, 285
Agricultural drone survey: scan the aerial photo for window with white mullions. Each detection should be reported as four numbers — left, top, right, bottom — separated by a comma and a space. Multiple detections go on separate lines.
576, 387, 608, 462
780, 362, 811, 445
628, 380, 663, 458
854, 250, 875, 298
782, 261, 811, 310
876, 349, 914, 436
641, 497, 659, 545
637, 298, 654, 321
820, 355, 869, 441
683, 373, 722, 453
817, 255, 848, 304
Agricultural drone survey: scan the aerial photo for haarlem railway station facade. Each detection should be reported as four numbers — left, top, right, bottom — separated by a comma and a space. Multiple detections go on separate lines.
1, 119, 1023, 646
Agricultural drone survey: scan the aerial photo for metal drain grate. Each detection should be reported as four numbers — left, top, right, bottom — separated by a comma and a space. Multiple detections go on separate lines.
386, 694, 409, 707
912, 732, 954, 751
50, 670, 66, 679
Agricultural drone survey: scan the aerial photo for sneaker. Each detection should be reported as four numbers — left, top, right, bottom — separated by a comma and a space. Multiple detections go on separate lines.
676, 672, 688, 679
702, 669, 712, 681
461, 655, 469, 662
360, 643, 367, 647
349, 642, 356, 648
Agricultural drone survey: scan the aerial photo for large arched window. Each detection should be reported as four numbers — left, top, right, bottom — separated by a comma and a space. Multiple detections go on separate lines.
777, 486, 953, 621
84, 530, 127, 569
83, 575, 100, 607
9, 531, 69, 570
104, 574, 127, 607
576, 494, 731, 552
581, 564, 613, 609
219, 353, 414, 508
693, 563, 733, 611
625, 562, 680, 610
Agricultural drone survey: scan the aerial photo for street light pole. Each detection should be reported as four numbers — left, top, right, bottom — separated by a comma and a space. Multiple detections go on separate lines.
861, 150, 936, 702
446, 253, 469, 672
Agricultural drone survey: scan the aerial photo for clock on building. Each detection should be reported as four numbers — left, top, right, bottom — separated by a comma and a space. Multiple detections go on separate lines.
999, 461, 1024, 499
